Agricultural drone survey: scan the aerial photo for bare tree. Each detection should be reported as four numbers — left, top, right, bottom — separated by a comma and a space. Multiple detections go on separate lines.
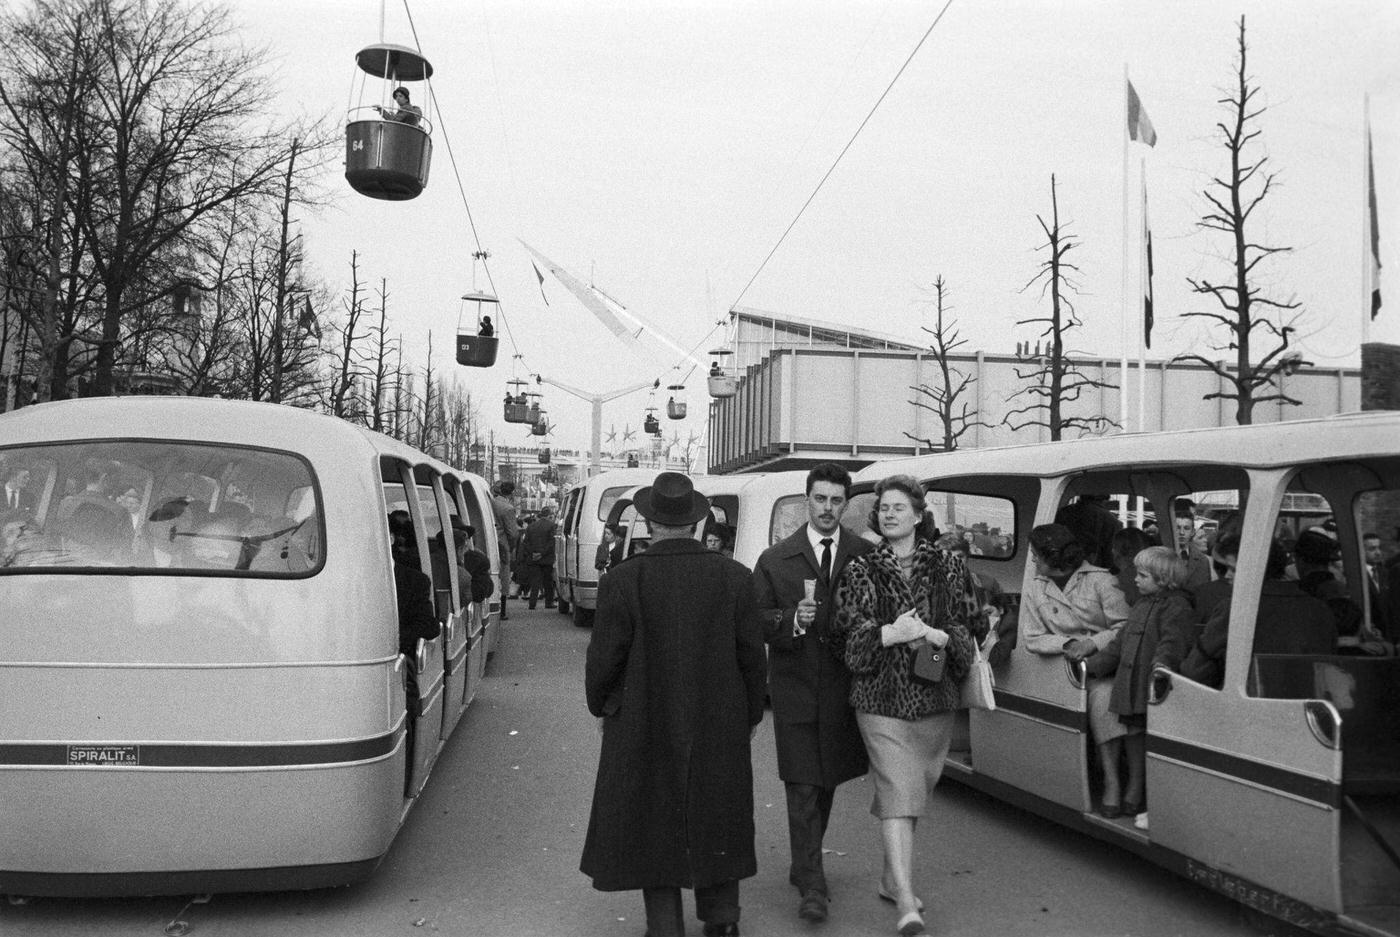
1175, 16, 1305, 424
324, 251, 370, 419
364, 278, 402, 434
906, 275, 989, 451
1004, 174, 1117, 441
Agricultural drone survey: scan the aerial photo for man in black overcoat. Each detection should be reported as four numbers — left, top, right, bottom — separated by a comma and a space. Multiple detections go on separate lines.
752, 462, 871, 923
583, 472, 766, 937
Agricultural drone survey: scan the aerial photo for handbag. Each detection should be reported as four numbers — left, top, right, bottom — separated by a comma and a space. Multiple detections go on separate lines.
909, 642, 946, 687
960, 636, 997, 710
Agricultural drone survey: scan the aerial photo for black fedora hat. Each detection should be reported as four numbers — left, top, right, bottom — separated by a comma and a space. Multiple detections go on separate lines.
634, 472, 710, 527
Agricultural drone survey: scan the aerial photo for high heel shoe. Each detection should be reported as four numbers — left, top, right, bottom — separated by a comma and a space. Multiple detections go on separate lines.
896, 909, 927, 936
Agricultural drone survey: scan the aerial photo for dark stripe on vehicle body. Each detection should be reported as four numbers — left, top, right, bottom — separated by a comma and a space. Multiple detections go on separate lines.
992, 690, 1089, 732
1148, 735, 1340, 808
0, 731, 397, 768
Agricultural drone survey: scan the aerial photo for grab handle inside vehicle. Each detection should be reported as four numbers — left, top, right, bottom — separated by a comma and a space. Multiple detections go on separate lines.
1065, 657, 1086, 691
1304, 699, 1341, 751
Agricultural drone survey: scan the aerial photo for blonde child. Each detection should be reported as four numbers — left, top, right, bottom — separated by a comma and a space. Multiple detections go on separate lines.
1089, 546, 1194, 822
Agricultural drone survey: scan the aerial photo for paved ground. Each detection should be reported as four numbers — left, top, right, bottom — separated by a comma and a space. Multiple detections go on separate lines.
1, 604, 1301, 937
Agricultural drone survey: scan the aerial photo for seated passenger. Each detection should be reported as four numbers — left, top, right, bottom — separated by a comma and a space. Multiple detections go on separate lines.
596, 523, 620, 573
1191, 531, 1239, 625
478, 315, 494, 337
394, 547, 439, 656
1110, 527, 1154, 606
1293, 529, 1363, 637
1, 510, 33, 567
374, 87, 421, 127
1055, 494, 1123, 571
452, 520, 494, 604
1019, 523, 1131, 815
1179, 537, 1337, 689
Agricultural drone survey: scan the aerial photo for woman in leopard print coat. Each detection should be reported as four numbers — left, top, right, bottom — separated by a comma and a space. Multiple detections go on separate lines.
831, 475, 986, 937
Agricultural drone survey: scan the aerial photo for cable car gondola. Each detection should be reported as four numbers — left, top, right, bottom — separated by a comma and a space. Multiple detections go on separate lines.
643, 410, 660, 436
537, 447, 551, 464
530, 410, 550, 437
504, 378, 532, 423
456, 290, 499, 368
345, 44, 433, 201
707, 348, 737, 398
666, 383, 686, 420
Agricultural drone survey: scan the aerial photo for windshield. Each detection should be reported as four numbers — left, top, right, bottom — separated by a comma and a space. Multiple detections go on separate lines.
0, 441, 322, 576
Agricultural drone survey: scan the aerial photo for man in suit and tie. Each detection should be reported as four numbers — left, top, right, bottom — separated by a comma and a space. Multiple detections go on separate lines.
3, 465, 35, 517
753, 462, 872, 924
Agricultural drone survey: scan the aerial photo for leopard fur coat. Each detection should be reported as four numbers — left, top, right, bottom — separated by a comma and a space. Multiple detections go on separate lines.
832, 538, 985, 720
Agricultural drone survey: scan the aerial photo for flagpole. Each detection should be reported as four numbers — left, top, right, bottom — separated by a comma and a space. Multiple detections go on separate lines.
1138, 157, 1148, 435
1363, 93, 1372, 345
1120, 65, 1131, 438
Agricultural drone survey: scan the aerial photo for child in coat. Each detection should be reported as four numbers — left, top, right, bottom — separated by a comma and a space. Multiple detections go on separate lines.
1090, 546, 1194, 825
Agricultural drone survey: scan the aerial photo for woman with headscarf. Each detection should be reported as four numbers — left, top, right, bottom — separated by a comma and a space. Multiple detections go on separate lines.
832, 474, 985, 937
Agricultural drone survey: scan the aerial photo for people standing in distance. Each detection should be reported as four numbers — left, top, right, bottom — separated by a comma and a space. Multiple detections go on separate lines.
752, 462, 871, 924
521, 504, 557, 609
831, 474, 985, 937
583, 472, 766, 937
1172, 510, 1211, 589
491, 482, 520, 619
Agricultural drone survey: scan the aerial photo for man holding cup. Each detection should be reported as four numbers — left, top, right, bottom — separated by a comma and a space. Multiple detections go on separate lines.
753, 463, 872, 923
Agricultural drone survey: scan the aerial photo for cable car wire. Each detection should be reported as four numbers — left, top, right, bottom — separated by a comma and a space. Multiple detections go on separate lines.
726, 0, 956, 313
399, 0, 533, 374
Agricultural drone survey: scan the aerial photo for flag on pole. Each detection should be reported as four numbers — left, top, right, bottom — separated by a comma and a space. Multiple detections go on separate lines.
531, 261, 550, 306
298, 296, 321, 340
1367, 114, 1382, 319
1127, 80, 1157, 147
1142, 178, 1155, 348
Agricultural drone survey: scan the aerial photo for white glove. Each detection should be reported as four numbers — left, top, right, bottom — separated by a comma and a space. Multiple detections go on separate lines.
882, 610, 925, 646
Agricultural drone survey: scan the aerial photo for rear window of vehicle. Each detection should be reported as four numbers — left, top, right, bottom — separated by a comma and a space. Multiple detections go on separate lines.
0, 441, 322, 576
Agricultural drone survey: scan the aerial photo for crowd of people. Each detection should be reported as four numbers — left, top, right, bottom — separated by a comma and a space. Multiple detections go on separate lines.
573, 469, 1400, 937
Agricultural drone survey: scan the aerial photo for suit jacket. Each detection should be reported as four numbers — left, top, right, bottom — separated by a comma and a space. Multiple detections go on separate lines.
753, 524, 870, 786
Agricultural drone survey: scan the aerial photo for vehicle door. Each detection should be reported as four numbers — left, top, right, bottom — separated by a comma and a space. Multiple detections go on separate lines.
439, 475, 481, 722
1148, 466, 1345, 915
385, 461, 446, 797
557, 486, 582, 609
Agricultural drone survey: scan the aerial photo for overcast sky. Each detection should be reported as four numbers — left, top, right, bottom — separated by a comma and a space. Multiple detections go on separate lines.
237, 0, 1399, 458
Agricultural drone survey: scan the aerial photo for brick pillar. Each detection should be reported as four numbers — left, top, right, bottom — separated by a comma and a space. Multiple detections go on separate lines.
1360, 343, 1400, 548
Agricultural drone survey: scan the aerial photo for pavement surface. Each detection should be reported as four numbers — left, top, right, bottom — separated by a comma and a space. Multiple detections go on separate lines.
1, 603, 1305, 937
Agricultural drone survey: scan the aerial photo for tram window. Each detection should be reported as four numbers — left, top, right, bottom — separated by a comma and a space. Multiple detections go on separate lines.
597, 486, 631, 522
840, 491, 878, 544
0, 441, 322, 576
771, 494, 808, 546
924, 490, 1016, 560
1356, 490, 1400, 642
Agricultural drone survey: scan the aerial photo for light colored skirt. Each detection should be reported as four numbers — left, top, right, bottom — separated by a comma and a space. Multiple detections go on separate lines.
1087, 677, 1126, 743
856, 710, 955, 819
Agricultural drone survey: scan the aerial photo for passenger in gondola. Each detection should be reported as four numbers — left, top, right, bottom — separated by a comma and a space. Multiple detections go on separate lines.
375, 87, 421, 127
709, 361, 722, 377
479, 315, 494, 337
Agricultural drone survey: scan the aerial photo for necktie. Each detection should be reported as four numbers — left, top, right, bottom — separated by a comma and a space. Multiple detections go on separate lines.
820, 537, 833, 583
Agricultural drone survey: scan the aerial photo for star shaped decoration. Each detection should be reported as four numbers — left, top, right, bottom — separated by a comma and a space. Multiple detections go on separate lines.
622, 424, 636, 444
604, 424, 617, 444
